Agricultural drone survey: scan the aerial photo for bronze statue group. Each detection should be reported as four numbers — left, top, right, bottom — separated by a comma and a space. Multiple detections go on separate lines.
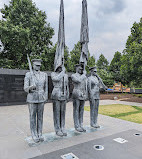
24, 0, 107, 143
24, 59, 107, 143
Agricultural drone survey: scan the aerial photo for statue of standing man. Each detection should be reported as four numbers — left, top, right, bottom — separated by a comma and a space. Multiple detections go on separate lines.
88, 66, 107, 128
24, 58, 48, 143
71, 63, 87, 132
51, 65, 69, 137
51, 0, 69, 137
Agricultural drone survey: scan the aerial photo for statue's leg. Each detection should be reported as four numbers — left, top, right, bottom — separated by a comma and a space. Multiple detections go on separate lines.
79, 100, 86, 132
73, 99, 83, 132
95, 99, 100, 124
28, 103, 39, 143
61, 100, 67, 136
92, 99, 100, 128
90, 99, 95, 126
53, 100, 63, 136
37, 102, 44, 142
73, 99, 79, 129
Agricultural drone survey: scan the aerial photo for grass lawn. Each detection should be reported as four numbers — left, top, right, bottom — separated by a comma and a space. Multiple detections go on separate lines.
84, 104, 142, 124
133, 94, 142, 98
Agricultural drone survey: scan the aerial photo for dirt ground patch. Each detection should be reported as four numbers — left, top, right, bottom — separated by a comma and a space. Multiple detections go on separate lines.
100, 93, 142, 103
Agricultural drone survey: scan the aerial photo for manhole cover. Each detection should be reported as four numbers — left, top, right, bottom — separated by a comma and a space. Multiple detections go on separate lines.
93, 145, 104, 150
61, 153, 79, 159
113, 138, 128, 144
134, 133, 141, 136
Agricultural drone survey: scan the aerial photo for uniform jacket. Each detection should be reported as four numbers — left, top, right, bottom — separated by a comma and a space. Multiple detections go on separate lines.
87, 75, 101, 100
24, 71, 48, 103
51, 71, 69, 101
71, 73, 88, 100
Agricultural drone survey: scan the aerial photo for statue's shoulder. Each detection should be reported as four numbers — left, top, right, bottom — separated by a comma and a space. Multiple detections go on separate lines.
88, 75, 91, 79
40, 71, 47, 76
51, 71, 56, 77
25, 72, 30, 77
87, 75, 92, 81
65, 73, 68, 78
71, 73, 77, 78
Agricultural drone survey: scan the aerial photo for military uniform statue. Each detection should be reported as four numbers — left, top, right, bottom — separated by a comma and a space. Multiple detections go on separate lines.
88, 66, 107, 128
24, 59, 48, 143
71, 64, 88, 132
51, 66, 69, 137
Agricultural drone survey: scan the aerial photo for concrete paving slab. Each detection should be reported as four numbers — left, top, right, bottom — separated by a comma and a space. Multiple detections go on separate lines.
31, 129, 142, 159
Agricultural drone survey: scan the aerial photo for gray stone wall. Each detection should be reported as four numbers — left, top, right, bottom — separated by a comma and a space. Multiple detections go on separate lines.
0, 69, 73, 106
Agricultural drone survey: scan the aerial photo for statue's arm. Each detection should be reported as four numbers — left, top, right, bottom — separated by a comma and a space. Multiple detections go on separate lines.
96, 74, 108, 90
24, 73, 30, 93
51, 71, 64, 82
66, 75, 69, 99
45, 73, 48, 101
87, 78, 91, 94
71, 74, 81, 83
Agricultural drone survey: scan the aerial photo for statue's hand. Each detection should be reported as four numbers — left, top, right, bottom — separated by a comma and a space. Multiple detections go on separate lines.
62, 67, 66, 73
29, 85, 36, 91
81, 74, 86, 79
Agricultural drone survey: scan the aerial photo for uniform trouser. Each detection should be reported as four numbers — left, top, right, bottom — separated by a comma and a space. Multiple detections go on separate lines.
28, 103, 44, 138
53, 100, 66, 133
89, 99, 99, 126
73, 99, 85, 129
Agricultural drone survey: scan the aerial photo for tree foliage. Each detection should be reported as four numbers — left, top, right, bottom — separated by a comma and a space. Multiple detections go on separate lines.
97, 54, 109, 71
67, 42, 96, 72
0, 0, 54, 69
120, 18, 142, 87
97, 69, 113, 87
109, 51, 122, 82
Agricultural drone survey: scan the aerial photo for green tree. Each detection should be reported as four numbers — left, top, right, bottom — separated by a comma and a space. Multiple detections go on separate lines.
109, 51, 122, 82
68, 42, 96, 72
96, 54, 114, 86
0, 0, 54, 69
120, 18, 142, 87
97, 69, 113, 87
97, 54, 109, 71
68, 42, 81, 72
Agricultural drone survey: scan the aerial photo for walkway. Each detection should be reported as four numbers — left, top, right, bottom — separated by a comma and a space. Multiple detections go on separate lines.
0, 100, 142, 159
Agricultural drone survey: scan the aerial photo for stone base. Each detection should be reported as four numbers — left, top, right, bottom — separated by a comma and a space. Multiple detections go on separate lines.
25, 125, 104, 147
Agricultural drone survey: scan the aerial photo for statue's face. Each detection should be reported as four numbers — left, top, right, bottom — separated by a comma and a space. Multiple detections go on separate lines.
56, 66, 62, 73
92, 70, 97, 76
77, 67, 83, 74
33, 64, 41, 71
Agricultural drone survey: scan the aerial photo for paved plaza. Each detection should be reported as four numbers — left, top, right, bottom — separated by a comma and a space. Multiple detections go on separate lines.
0, 100, 142, 159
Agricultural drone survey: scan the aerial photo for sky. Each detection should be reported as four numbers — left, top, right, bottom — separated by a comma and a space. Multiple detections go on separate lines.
0, 0, 142, 62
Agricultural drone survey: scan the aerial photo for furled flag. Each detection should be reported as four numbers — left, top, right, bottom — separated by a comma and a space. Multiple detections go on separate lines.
80, 0, 89, 68
54, 0, 65, 71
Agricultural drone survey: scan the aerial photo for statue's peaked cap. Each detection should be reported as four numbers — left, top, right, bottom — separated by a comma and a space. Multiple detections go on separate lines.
32, 59, 42, 65
75, 64, 83, 69
89, 66, 97, 71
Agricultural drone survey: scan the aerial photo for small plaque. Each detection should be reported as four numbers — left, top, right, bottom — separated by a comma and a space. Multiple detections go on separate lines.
61, 153, 79, 159
113, 138, 128, 144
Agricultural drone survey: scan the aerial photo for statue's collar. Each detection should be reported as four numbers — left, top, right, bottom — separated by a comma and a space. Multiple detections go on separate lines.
33, 70, 40, 74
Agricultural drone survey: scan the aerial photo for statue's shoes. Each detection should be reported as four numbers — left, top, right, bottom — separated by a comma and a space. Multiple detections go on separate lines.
63, 132, 67, 136
62, 130, 67, 136
81, 127, 86, 132
39, 136, 44, 142
91, 124, 100, 128
75, 127, 84, 132
56, 131, 64, 137
32, 136, 40, 143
